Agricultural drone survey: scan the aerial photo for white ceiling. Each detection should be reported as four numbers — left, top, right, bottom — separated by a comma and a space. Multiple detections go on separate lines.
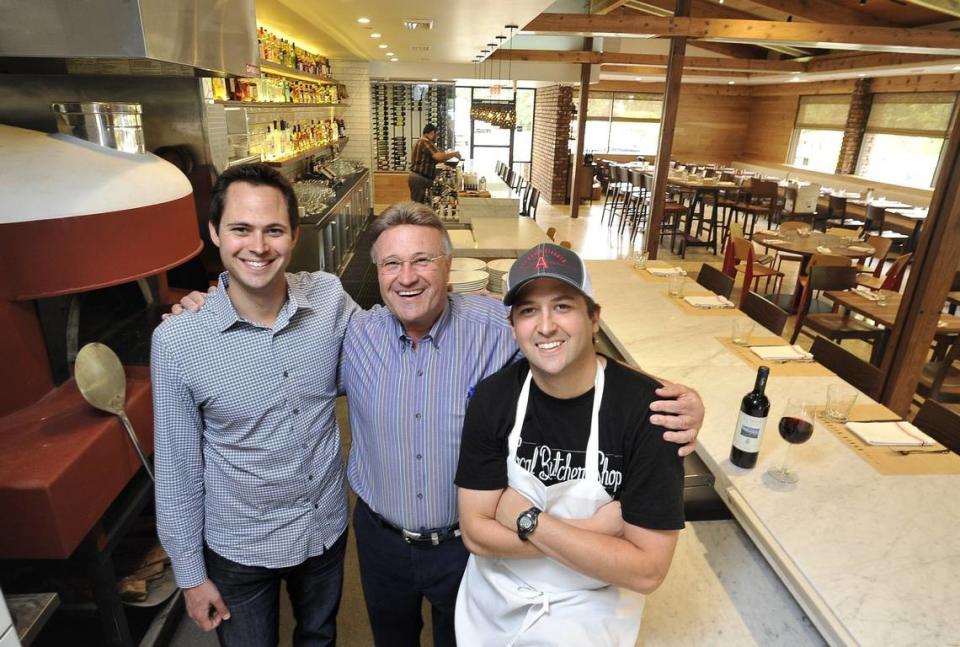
257, 0, 557, 64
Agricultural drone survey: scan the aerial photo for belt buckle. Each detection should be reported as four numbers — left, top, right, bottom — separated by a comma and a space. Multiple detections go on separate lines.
401, 529, 423, 544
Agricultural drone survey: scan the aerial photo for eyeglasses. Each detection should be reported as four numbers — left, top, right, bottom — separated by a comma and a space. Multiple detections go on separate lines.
376, 254, 446, 275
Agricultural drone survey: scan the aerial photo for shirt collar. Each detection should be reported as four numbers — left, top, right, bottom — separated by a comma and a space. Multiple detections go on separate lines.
211, 271, 312, 332
391, 296, 454, 351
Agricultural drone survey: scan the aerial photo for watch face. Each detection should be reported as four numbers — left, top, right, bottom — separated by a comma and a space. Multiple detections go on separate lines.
519, 516, 533, 531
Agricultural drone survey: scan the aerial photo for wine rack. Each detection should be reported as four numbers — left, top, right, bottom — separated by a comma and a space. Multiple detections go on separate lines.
372, 82, 454, 172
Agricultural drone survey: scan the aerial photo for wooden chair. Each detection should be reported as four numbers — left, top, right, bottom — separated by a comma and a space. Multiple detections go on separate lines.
737, 180, 780, 236
722, 235, 785, 307
740, 290, 789, 336
855, 235, 893, 278
916, 336, 960, 403
790, 266, 885, 357
810, 336, 882, 399
696, 264, 734, 299
546, 226, 557, 241
825, 195, 863, 228
559, 240, 573, 249
857, 252, 912, 292
782, 184, 821, 218
527, 187, 541, 221
797, 253, 852, 296
912, 399, 960, 454
863, 205, 909, 250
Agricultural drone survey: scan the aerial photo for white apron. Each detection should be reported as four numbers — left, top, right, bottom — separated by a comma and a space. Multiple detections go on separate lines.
455, 360, 645, 647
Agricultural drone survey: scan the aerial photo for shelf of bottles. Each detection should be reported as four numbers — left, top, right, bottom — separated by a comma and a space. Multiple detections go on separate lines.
258, 26, 332, 78
258, 119, 348, 165
372, 82, 454, 172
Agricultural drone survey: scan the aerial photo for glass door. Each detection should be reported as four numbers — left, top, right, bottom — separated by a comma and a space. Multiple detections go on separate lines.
469, 87, 513, 178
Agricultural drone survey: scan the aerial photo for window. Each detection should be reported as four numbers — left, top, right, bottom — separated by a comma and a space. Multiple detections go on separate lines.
577, 91, 662, 154
789, 95, 851, 173
856, 92, 956, 188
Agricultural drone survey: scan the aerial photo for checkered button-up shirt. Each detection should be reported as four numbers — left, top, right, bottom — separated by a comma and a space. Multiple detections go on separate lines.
151, 271, 358, 588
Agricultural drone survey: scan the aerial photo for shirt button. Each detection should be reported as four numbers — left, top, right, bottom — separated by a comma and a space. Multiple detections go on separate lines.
417, 369, 423, 376
308, 475, 313, 481
315, 503, 320, 509
416, 454, 422, 460
293, 408, 300, 415
283, 371, 289, 378
417, 493, 423, 500
415, 413, 421, 420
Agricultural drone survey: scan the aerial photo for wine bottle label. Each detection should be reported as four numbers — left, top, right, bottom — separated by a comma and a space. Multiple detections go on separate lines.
733, 412, 766, 453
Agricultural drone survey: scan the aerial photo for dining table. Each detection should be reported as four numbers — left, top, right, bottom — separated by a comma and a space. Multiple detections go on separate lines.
947, 291, 960, 315
644, 171, 739, 257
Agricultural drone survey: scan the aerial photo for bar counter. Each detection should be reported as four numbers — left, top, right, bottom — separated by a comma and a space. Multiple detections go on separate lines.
587, 260, 960, 646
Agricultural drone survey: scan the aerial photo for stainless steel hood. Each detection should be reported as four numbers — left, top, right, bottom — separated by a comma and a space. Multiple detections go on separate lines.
0, 0, 257, 77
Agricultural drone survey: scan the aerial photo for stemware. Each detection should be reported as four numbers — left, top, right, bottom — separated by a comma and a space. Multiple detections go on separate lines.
767, 398, 814, 484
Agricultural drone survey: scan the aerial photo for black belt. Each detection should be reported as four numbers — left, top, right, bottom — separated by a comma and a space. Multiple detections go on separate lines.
365, 502, 461, 546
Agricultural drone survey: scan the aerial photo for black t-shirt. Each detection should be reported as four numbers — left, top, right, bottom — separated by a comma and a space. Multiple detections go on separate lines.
455, 356, 685, 530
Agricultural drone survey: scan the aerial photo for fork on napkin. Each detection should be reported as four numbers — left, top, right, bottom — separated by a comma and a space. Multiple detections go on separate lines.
683, 295, 735, 309
845, 420, 938, 447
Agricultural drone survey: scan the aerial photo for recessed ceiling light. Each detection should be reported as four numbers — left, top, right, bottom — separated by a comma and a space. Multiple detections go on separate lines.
635, 77, 644, 81
858, 73, 866, 77
728, 80, 735, 84
386, 52, 394, 57
357, 17, 371, 24
378, 44, 388, 49
432, 78, 439, 81
391, 57, 399, 62
953, 65, 960, 71
371, 32, 381, 38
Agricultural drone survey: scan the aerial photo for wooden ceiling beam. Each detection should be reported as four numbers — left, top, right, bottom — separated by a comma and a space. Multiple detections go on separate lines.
523, 13, 960, 55
804, 51, 959, 73
490, 48, 805, 71
591, 0, 632, 15
897, 0, 960, 20
718, 0, 892, 26
600, 64, 751, 77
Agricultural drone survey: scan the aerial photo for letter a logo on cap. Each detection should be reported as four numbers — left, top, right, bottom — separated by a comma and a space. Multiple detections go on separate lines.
535, 255, 548, 272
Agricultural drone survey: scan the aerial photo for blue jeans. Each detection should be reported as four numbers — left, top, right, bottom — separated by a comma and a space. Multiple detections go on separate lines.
204, 530, 346, 647
354, 499, 469, 647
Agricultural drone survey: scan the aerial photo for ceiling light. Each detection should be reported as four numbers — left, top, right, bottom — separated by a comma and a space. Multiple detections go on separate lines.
391, 57, 399, 62
378, 44, 388, 49
432, 78, 439, 82
953, 65, 960, 71
403, 19, 434, 31
728, 80, 736, 85
371, 32, 381, 38
635, 77, 644, 81
858, 73, 866, 77
386, 51, 394, 56
357, 17, 371, 24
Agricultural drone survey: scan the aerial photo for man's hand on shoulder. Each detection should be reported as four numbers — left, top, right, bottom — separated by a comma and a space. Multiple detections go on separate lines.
650, 382, 704, 457
184, 579, 230, 632
161, 287, 217, 321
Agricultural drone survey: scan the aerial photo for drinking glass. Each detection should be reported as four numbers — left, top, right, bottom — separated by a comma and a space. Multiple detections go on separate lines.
768, 398, 814, 484
668, 273, 686, 297
731, 320, 756, 346
632, 250, 649, 270
825, 383, 858, 422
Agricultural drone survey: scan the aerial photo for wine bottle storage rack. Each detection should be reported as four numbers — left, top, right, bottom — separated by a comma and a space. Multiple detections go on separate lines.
372, 82, 454, 172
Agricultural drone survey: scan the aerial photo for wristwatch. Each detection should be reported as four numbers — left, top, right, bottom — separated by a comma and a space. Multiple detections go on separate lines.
517, 507, 541, 541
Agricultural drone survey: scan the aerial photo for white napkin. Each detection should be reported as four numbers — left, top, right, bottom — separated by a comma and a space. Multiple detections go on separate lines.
762, 238, 787, 245
816, 245, 833, 254
857, 290, 882, 301
647, 267, 685, 276
683, 295, 735, 309
845, 421, 938, 447
848, 245, 873, 253
749, 345, 814, 361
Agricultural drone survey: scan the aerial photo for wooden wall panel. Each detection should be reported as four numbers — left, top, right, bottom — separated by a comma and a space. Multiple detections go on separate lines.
673, 91, 752, 164
742, 94, 798, 164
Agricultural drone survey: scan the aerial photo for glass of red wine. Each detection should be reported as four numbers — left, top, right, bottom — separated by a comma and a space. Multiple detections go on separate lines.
768, 398, 814, 484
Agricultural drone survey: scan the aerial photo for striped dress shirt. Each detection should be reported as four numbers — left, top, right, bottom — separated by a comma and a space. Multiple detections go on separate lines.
343, 294, 519, 530
151, 271, 358, 588
409, 137, 440, 179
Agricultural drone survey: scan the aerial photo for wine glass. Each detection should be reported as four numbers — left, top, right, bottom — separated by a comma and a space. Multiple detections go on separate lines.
767, 398, 814, 484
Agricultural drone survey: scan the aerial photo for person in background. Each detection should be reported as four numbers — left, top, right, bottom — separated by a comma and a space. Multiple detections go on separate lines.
455, 243, 685, 646
169, 202, 703, 647
152, 163, 357, 646
408, 123, 461, 204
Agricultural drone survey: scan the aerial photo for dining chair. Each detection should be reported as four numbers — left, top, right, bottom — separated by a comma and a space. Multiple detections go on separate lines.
863, 205, 910, 251
559, 240, 573, 249
855, 235, 893, 278
623, 169, 648, 237
912, 399, 960, 453
740, 290, 789, 336
916, 336, 960, 403
857, 252, 912, 291
810, 336, 882, 400
528, 187, 541, 222
546, 226, 557, 241
789, 266, 885, 358
737, 180, 780, 236
695, 264, 735, 299
826, 195, 863, 228
505, 168, 515, 193
518, 184, 532, 217
722, 235, 785, 307
782, 184, 821, 218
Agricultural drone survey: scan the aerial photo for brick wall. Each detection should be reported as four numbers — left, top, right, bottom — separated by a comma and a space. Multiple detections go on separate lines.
836, 78, 873, 175
531, 86, 574, 205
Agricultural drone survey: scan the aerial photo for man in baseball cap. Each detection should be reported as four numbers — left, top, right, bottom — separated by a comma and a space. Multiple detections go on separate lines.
454, 243, 684, 645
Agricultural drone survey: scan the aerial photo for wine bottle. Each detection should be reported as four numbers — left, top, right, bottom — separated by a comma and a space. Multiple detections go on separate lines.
730, 366, 770, 469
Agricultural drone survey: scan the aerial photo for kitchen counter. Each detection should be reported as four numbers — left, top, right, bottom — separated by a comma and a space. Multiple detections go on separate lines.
587, 260, 960, 646
449, 217, 551, 258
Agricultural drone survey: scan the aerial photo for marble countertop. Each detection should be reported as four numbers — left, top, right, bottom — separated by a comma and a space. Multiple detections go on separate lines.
587, 260, 960, 647
451, 217, 551, 258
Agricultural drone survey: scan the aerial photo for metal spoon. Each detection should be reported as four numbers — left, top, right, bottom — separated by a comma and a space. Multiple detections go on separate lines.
74, 342, 155, 481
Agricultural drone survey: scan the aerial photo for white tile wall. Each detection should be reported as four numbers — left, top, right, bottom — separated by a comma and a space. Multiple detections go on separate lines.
330, 59, 373, 203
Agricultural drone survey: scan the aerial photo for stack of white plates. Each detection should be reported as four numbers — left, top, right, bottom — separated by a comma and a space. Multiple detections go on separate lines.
448, 269, 489, 294
485, 259, 514, 294
450, 257, 486, 272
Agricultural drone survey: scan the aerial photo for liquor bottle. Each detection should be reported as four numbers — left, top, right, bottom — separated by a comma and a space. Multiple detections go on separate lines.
730, 366, 770, 469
